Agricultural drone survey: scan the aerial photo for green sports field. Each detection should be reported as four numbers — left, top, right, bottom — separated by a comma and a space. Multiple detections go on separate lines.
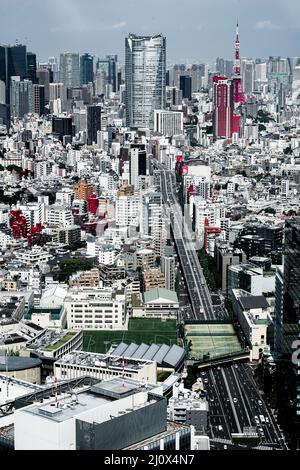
83, 318, 178, 353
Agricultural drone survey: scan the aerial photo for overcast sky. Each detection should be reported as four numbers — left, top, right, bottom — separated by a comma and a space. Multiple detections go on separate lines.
1, 0, 300, 64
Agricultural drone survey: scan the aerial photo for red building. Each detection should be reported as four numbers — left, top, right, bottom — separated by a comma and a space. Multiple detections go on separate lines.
213, 76, 233, 139
87, 194, 99, 215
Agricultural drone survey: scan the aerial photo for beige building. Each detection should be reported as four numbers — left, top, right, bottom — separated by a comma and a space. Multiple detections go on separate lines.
143, 269, 165, 292
69, 268, 100, 288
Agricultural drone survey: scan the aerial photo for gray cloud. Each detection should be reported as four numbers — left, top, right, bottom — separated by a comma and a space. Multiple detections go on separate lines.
255, 20, 282, 31
0, 0, 298, 62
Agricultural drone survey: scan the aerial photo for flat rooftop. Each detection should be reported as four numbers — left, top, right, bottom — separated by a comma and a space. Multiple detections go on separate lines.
27, 391, 112, 423
55, 351, 154, 371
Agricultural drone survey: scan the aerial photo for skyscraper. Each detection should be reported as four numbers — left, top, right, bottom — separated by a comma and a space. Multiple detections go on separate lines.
87, 105, 101, 145
96, 55, 118, 92
0, 44, 27, 105
10, 77, 34, 119
180, 75, 192, 100
212, 76, 233, 139
241, 59, 255, 95
37, 67, 50, 102
125, 34, 166, 129
189, 64, 204, 93
59, 53, 80, 88
26, 52, 37, 84
80, 53, 94, 85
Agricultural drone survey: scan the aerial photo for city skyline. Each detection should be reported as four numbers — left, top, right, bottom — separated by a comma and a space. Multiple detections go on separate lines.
1, 0, 300, 62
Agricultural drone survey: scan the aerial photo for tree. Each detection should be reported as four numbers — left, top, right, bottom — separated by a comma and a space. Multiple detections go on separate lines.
55, 257, 94, 282
264, 207, 276, 215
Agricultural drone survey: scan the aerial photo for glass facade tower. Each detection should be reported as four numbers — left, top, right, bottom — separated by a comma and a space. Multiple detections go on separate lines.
125, 34, 166, 129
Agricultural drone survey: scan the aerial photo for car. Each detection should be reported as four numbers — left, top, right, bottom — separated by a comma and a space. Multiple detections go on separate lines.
210, 397, 214, 402
201, 372, 206, 376
233, 398, 238, 403
258, 400, 262, 406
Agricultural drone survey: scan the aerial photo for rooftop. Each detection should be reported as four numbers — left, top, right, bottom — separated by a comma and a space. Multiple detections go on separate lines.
239, 296, 269, 311
144, 288, 178, 304
55, 351, 155, 371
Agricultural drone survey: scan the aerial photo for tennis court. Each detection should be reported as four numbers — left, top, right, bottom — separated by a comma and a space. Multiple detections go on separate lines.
185, 323, 242, 360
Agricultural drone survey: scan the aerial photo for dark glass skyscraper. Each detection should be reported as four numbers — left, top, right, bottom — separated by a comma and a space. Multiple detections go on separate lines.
27, 52, 37, 84
0, 44, 27, 104
179, 75, 192, 99
87, 105, 101, 145
80, 53, 94, 85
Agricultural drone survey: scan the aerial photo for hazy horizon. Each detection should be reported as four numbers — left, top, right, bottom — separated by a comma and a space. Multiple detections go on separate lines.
1, 0, 300, 63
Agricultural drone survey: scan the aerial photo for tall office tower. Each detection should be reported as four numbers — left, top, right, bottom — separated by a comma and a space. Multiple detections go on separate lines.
87, 105, 101, 145
26, 52, 37, 84
241, 59, 255, 94
283, 219, 300, 324
292, 66, 300, 102
59, 53, 80, 88
10, 77, 34, 118
33, 84, 45, 115
212, 76, 233, 139
48, 57, 59, 83
129, 144, 147, 188
97, 55, 118, 92
215, 58, 225, 75
274, 218, 300, 449
267, 56, 290, 94
255, 62, 267, 82
80, 53, 94, 85
189, 64, 204, 93
172, 64, 186, 88
37, 67, 50, 102
179, 75, 192, 99
125, 34, 166, 129
166, 86, 183, 107
94, 70, 106, 96
49, 82, 67, 113
0, 44, 27, 105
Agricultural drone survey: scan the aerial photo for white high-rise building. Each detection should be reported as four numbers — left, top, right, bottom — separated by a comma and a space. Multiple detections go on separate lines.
154, 110, 184, 136
59, 53, 80, 88
115, 195, 140, 227
125, 34, 166, 129
242, 59, 255, 94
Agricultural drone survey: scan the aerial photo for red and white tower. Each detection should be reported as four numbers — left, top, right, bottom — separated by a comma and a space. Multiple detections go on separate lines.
232, 20, 245, 136
232, 21, 244, 105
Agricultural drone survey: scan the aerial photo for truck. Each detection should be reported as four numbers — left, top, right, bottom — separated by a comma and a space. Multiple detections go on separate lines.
259, 415, 265, 424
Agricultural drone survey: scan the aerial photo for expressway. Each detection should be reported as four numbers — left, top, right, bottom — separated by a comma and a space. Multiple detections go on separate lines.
154, 159, 215, 320
203, 364, 284, 449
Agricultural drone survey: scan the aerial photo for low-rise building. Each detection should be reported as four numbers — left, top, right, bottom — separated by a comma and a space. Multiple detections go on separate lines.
64, 288, 127, 330
132, 288, 179, 319
54, 352, 157, 383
